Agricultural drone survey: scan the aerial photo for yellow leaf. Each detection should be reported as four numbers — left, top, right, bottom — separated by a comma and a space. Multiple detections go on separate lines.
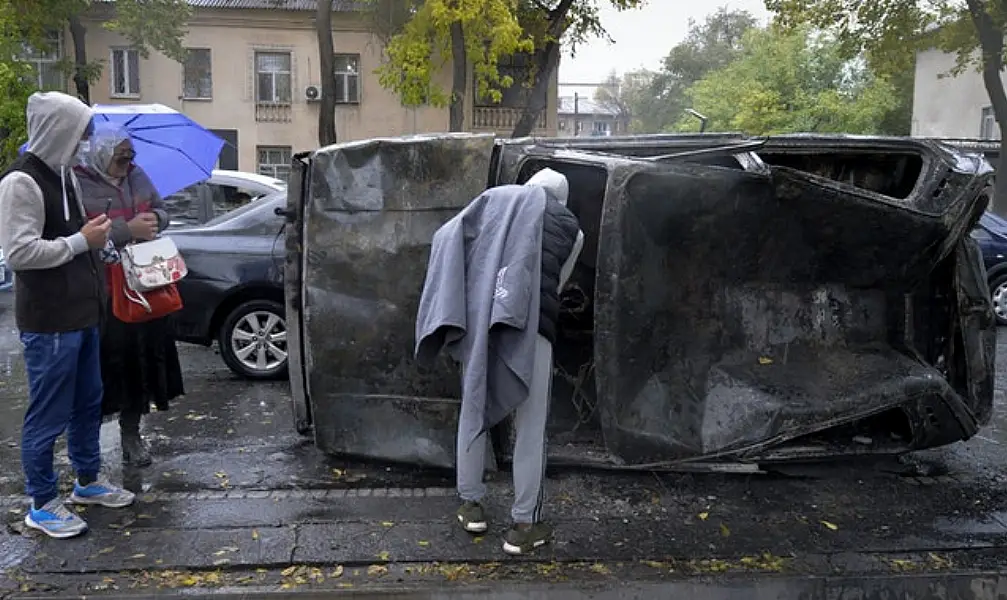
252, 529, 259, 540
720, 523, 731, 537
98, 547, 115, 555
281, 566, 297, 577
590, 563, 610, 575
472, 536, 484, 544
698, 512, 709, 521
331, 565, 344, 578
215, 472, 227, 479
377, 551, 390, 561
381, 521, 395, 527
367, 564, 389, 577
418, 540, 430, 547
820, 520, 839, 531
127, 553, 146, 559
758, 356, 773, 365
213, 559, 231, 566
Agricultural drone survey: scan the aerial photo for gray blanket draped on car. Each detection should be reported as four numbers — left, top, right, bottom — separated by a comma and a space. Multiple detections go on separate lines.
414, 184, 546, 449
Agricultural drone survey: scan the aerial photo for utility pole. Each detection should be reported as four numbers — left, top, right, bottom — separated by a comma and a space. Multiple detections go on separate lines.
574, 92, 580, 137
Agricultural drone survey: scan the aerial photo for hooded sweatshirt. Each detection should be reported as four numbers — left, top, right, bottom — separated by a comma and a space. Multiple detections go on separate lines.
0, 91, 104, 333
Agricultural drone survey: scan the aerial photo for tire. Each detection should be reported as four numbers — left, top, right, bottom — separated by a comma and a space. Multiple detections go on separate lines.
218, 298, 289, 380
991, 273, 1007, 327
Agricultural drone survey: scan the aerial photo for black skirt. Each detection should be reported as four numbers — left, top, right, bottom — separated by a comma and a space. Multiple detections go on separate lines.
100, 303, 185, 416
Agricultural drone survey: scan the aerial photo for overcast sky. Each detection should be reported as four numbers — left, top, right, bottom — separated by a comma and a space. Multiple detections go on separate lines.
558, 0, 770, 93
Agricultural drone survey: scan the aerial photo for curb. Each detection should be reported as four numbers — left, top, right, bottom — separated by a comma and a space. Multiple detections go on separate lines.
8, 572, 1007, 600
0, 486, 458, 506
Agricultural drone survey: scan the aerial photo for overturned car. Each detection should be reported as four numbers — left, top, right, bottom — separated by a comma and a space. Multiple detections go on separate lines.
283, 132, 996, 470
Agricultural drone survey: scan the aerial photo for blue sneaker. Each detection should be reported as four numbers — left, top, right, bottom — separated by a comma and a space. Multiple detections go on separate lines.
25, 498, 88, 539
69, 478, 135, 508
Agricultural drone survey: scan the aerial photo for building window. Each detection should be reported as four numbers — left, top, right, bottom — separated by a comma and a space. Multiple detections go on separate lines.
333, 54, 360, 104
111, 47, 141, 97
23, 31, 64, 91
183, 48, 212, 100
256, 52, 292, 104
257, 146, 292, 180
593, 120, 612, 136
981, 106, 999, 140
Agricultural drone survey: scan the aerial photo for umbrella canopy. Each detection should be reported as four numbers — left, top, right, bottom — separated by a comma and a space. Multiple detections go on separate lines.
22, 103, 225, 198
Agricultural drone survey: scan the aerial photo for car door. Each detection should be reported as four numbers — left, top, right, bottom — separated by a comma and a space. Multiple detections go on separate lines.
286, 133, 497, 465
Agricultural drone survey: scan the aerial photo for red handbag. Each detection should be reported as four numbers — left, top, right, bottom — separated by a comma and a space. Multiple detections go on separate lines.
108, 262, 183, 323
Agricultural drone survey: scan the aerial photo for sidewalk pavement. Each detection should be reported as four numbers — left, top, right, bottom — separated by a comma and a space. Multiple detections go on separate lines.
4, 463, 1007, 599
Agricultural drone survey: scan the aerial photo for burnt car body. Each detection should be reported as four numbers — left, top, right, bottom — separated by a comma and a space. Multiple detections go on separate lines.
284, 133, 996, 470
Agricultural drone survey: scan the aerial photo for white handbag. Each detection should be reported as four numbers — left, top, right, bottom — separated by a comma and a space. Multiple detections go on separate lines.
119, 236, 188, 293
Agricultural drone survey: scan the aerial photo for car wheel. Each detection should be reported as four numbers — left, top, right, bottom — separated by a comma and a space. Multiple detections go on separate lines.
218, 299, 289, 380
991, 274, 1007, 327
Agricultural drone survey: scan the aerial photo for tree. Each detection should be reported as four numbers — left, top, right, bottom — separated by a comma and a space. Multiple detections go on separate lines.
676, 25, 897, 135
375, 0, 533, 132
592, 70, 630, 123
316, 0, 337, 146
0, 0, 190, 165
764, 0, 1007, 205
508, 0, 644, 138
614, 8, 757, 134
374, 0, 645, 136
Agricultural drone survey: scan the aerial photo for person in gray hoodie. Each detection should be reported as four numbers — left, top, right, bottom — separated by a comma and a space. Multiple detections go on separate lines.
0, 92, 136, 540
416, 168, 583, 555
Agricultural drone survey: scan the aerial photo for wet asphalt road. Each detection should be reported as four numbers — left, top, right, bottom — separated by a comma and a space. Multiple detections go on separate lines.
3, 292, 1007, 596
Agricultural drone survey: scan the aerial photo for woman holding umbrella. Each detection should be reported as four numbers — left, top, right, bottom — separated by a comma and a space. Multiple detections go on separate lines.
74, 121, 185, 468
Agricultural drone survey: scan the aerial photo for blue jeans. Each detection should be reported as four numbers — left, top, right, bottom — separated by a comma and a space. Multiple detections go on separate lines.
20, 328, 103, 507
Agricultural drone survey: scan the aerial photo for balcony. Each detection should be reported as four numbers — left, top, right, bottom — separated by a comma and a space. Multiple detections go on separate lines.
471, 107, 548, 135
256, 102, 292, 123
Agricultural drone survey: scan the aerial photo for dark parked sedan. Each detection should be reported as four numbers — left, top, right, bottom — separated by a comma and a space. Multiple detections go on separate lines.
973, 211, 1007, 325
168, 191, 287, 379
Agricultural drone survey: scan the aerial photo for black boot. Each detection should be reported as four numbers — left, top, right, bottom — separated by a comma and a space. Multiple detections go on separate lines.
120, 410, 152, 468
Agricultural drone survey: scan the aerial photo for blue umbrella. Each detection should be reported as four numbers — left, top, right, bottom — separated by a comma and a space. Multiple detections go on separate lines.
22, 103, 225, 198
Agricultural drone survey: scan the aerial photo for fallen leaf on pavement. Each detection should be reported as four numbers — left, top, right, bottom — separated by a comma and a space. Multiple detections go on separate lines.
251, 529, 259, 540
758, 356, 773, 365
417, 540, 430, 547
127, 553, 146, 560
698, 512, 709, 521
330, 565, 344, 578
377, 551, 390, 561
820, 520, 839, 531
367, 565, 388, 577
281, 566, 298, 577
719, 523, 731, 537
589, 563, 610, 575
213, 559, 230, 566
381, 521, 394, 527
98, 547, 115, 555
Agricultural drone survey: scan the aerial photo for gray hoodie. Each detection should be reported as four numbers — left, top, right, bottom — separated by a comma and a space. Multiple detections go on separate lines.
0, 92, 94, 270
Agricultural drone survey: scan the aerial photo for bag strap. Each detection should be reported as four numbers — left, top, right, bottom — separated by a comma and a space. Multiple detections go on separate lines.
123, 284, 152, 313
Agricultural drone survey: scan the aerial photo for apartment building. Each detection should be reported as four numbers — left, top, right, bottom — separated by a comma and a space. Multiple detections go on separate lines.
30, 0, 558, 176
556, 94, 629, 138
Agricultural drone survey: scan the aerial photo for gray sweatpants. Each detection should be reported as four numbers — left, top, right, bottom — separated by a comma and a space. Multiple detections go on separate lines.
457, 333, 552, 524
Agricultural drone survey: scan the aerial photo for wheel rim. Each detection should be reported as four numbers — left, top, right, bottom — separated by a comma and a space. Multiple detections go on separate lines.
231, 310, 287, 373
993, 282, 1007, 321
